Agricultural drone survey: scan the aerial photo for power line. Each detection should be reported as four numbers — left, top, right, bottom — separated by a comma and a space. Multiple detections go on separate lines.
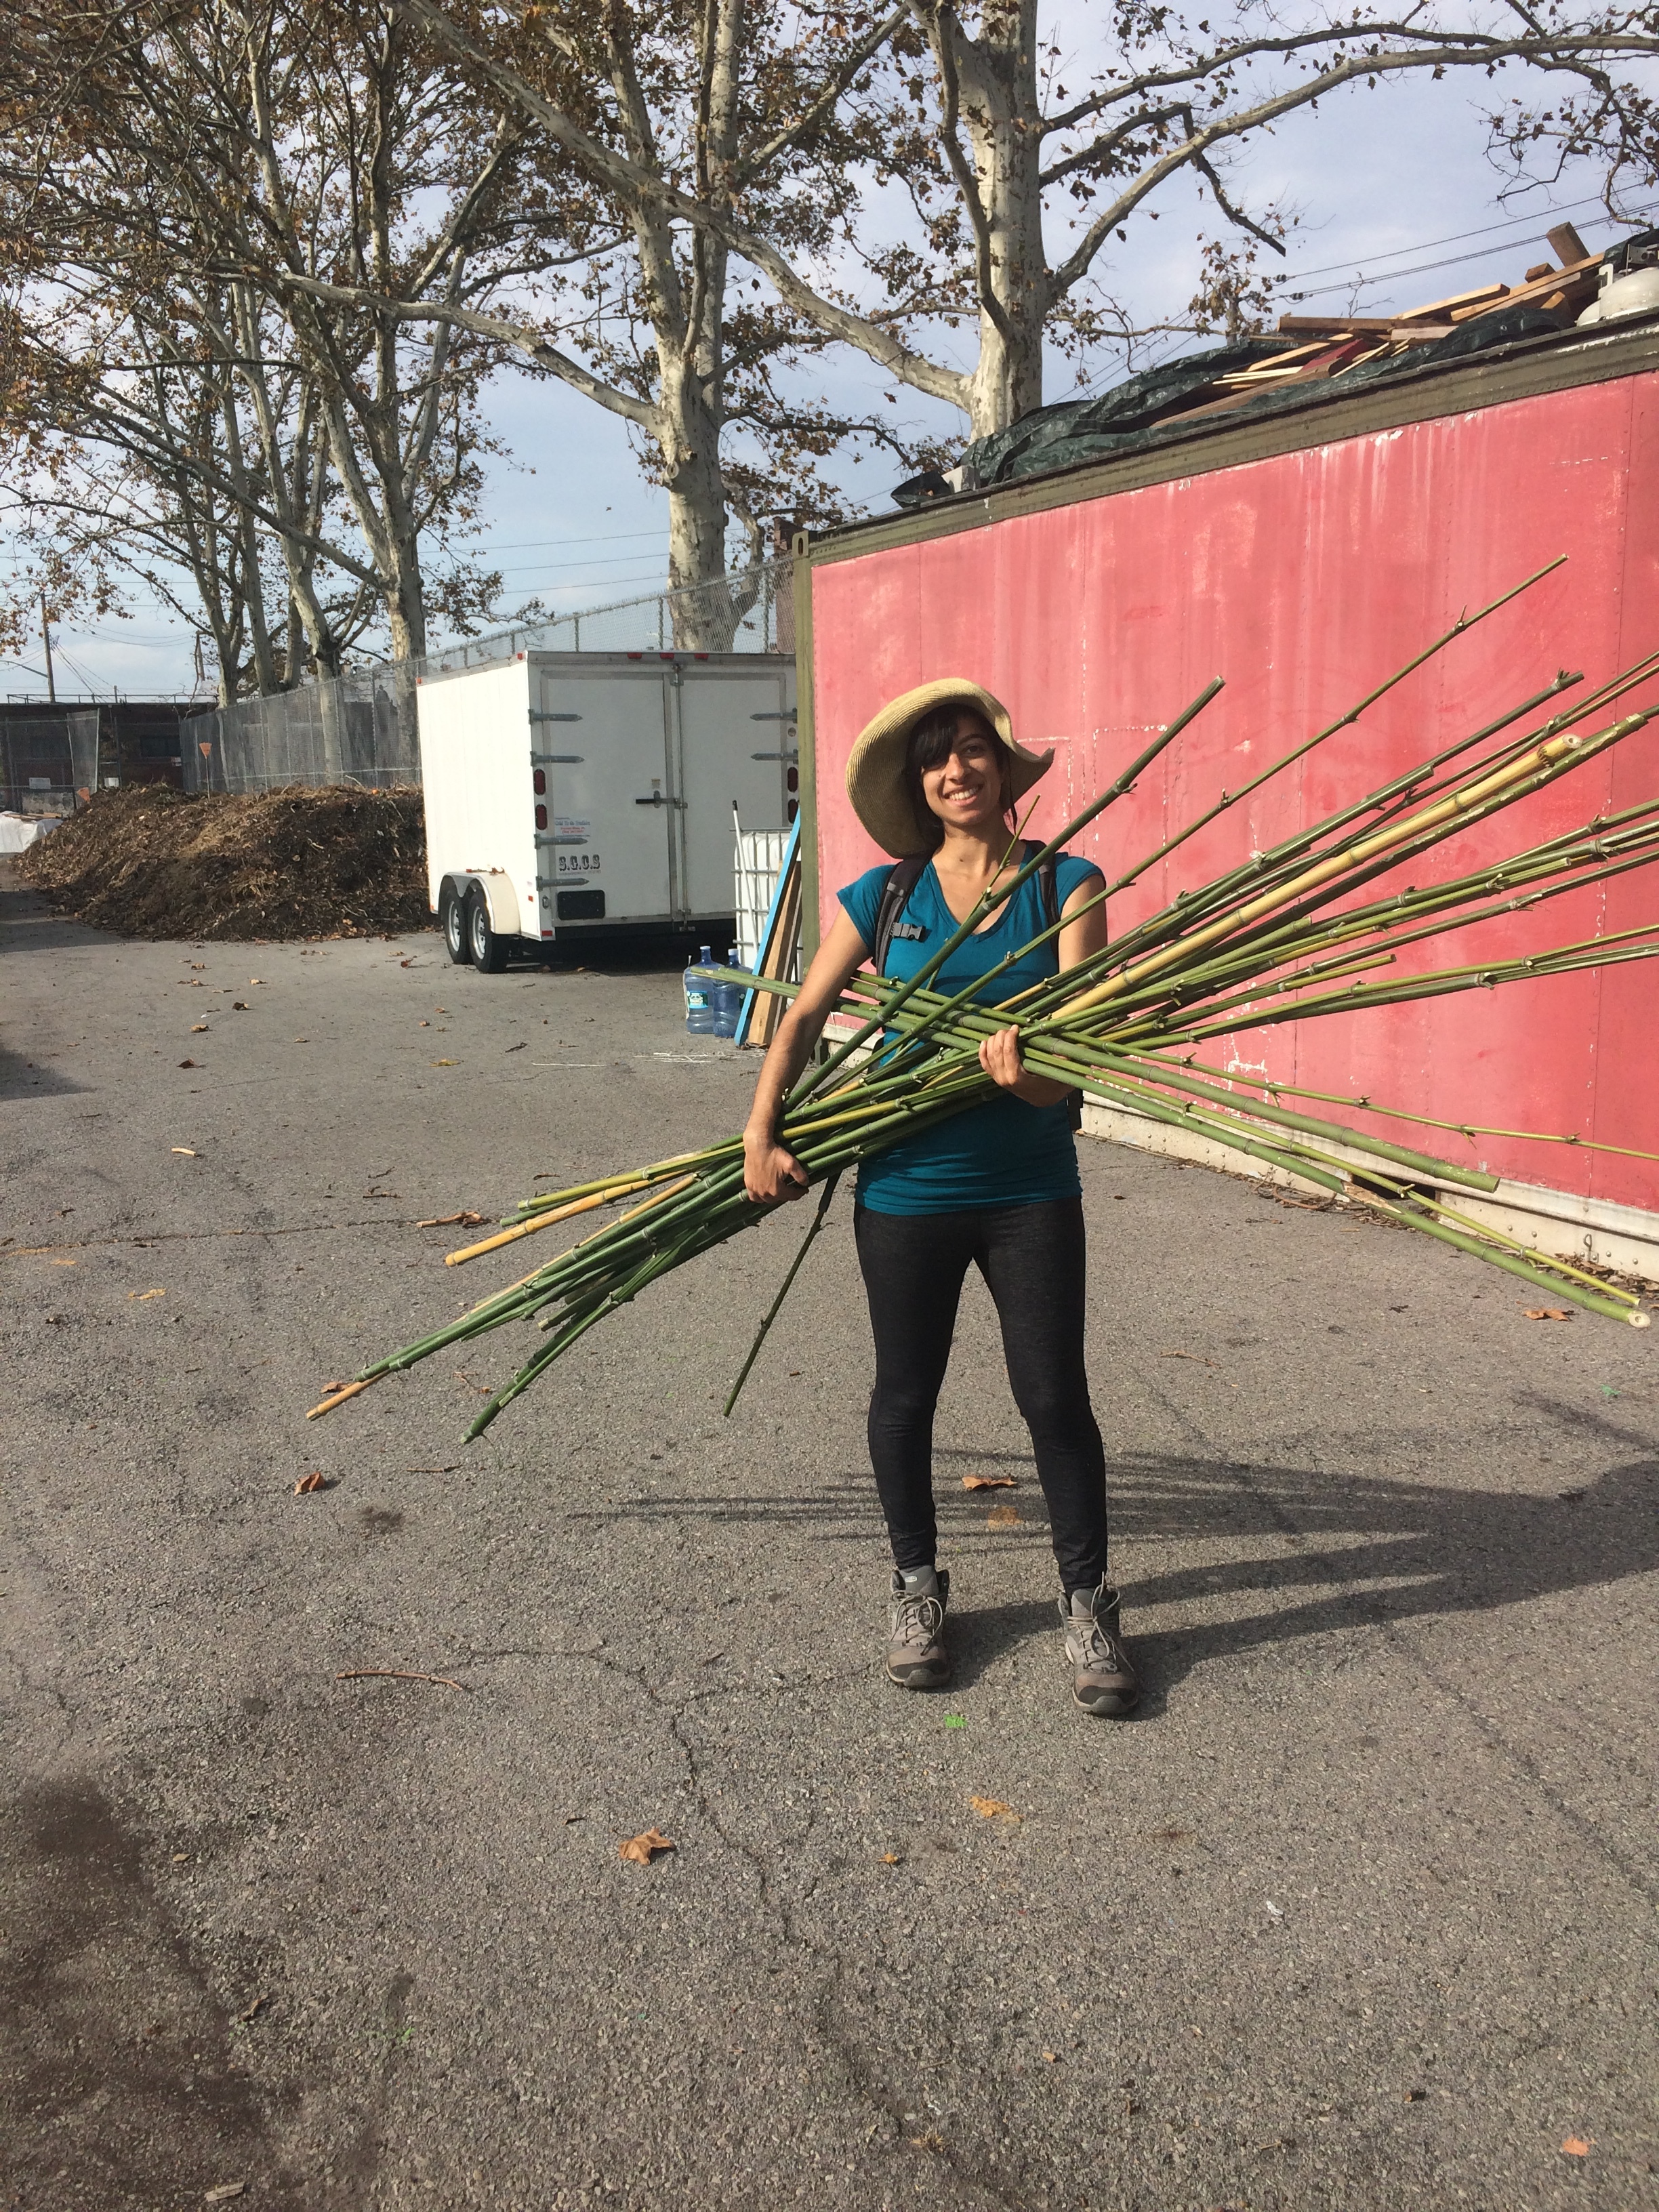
1279, 190, 1612, 286
463, 525, 666, 554
494, 550, 669, 579
1287, 203, 1657, 304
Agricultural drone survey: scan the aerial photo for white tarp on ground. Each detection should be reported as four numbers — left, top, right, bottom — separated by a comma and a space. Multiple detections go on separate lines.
0, 813, 62, 854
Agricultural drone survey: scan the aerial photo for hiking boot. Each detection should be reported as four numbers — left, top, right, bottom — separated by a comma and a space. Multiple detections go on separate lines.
1060, 1580, 1139, 1717
886, 1566, 951, 1689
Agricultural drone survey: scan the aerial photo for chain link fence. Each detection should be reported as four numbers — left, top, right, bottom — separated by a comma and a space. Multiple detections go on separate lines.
425, 556, 794, 675
176, 559, 794, 796
182, 664, 419, 796
0, 709, 100, 813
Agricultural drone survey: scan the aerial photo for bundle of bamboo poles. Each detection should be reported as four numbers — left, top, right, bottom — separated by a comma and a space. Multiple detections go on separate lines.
310, 578, 1659, 1439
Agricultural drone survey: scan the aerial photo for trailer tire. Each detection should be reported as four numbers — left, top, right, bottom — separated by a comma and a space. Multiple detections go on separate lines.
441, 886, 472, 965
467, 888, 510, 973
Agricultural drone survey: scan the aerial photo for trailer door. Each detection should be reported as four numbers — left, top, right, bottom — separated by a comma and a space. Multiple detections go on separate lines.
674, 661, 796, 920
532, 660, 674, 928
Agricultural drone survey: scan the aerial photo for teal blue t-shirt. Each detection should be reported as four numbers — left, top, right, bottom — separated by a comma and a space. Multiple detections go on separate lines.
836, 853, 1102, 1215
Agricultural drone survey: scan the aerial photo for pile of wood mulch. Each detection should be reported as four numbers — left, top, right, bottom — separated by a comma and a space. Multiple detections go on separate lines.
17, 784, 432, 941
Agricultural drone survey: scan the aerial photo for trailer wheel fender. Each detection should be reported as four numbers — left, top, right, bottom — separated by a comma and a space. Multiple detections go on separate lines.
468, 868, 520, 937
438, 868, 518, 938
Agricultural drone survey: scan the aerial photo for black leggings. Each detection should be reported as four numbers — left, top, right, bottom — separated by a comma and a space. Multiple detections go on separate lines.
853, 1197, 1108, 1593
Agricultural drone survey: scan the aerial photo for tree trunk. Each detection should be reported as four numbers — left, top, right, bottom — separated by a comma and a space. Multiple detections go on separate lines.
660, 351, 731, 650
947, 0, 1048, 437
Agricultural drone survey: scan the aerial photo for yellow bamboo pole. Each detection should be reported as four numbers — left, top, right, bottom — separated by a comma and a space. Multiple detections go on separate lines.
445, 1181, 649, 1267
306, 1375, 378, 1421
1057, 729, 1614, 1022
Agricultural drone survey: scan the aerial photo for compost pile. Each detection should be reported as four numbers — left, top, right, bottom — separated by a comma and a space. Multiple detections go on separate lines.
18, 783, 430, 941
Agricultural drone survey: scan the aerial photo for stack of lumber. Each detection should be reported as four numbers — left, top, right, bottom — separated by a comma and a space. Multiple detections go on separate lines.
1162, 222, 1605, 429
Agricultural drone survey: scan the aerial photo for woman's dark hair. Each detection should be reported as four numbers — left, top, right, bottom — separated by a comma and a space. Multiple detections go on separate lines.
904, 703, 1008, 848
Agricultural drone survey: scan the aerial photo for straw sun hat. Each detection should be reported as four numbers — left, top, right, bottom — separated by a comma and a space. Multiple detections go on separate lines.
844, 678, 1054, 858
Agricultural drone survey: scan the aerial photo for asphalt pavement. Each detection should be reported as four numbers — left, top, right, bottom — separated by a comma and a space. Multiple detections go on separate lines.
3, 865, 1656, 2212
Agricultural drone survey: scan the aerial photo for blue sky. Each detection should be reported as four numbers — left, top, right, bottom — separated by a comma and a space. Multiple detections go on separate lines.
5, 56, 1648, 703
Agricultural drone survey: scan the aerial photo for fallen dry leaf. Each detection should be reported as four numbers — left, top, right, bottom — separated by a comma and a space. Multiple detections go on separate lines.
129, 1288, 165, 1301
1523, 1308, 1573, 1321
190, 1021, 209, 1032
178, 1059, 198, 1069
203, 2188, 245, 2205
293, 1471, 328, 1494
430, 1058, 457, 1067
968, 1795, 1022, 1821
230, 1000, 248, 1010
879, 1852, 901, 1864
416, 1211, 485, 1229
1560, 2137, 1593, 2157
619, 1828, 676, 1865
171, 1146, 197, 1156
986, 1503, 1021, 1528
239, 1994, 269, 2022
962, 1473, 1015, 1490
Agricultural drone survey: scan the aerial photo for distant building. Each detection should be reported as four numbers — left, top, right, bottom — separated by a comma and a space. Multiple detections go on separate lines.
0, 699, 186, 811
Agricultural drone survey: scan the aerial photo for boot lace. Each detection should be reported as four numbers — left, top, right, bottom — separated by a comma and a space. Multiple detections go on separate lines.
1071, 1611, 1122, 1673
893, 1591, 945, 1651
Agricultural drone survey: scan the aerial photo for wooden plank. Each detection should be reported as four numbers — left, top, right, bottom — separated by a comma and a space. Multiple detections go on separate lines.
1277, 314, 1396, 335
1547, 222, 1591, 266
1454, 255, 1600, 318
750, 860, 802, 1048
791, 548, 819, 960
1397, 280, 1508, 321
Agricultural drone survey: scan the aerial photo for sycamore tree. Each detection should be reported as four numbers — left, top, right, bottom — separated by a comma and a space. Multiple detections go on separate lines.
1, 0, 529, 687
411, 0, 1659, 447
365, 0, 947, 640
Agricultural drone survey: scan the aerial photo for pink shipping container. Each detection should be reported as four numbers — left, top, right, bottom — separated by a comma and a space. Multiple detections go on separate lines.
792, 317, 1659, 1279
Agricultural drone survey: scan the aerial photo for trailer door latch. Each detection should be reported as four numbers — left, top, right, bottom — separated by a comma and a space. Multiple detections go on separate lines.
634, 792, 685, 808
530, 710, 582, 724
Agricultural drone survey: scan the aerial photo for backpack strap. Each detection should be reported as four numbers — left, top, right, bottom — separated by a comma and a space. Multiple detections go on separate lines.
871, 852, 930, 976
1031, 841, 1061, 935
872, 843, 1084, 975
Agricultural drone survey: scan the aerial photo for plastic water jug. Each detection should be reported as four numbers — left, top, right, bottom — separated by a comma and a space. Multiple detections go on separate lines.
712, 959, 746, 1040
684, 945, 716, 1034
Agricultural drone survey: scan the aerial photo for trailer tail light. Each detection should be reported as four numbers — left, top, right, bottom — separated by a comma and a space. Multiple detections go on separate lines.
533, 769, 546, 795
535, 804, 548, 830
786, 766, 798, 792
787, 799, 799, 823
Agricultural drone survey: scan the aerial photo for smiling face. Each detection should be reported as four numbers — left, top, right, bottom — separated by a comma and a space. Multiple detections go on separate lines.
913, 711, 1010, 840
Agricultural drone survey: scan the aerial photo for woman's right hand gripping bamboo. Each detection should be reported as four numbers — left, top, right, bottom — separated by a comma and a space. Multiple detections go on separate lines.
741, 908, 871, 1203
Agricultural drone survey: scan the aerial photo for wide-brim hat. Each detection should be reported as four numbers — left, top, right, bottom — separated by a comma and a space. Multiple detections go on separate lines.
844, 678, 1053, 858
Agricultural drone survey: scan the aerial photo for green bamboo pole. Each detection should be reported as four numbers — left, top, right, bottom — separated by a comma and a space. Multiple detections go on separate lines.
722, 1172, 842, 1417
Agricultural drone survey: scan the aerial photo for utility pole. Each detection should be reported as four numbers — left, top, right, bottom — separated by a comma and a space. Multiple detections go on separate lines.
40, 593, 56, 703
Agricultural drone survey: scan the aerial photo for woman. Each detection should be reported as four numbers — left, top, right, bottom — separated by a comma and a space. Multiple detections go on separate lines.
742, 679, 1137, 1717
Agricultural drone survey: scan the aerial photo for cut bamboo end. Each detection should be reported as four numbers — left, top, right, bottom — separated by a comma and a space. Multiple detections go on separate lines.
1630, 1310, 1652, 1329
306, 1376, 375, 1420
446, 1185, 623, 1265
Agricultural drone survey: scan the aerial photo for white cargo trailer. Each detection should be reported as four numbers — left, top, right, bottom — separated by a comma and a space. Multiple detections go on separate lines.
416, 649, 796, 969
